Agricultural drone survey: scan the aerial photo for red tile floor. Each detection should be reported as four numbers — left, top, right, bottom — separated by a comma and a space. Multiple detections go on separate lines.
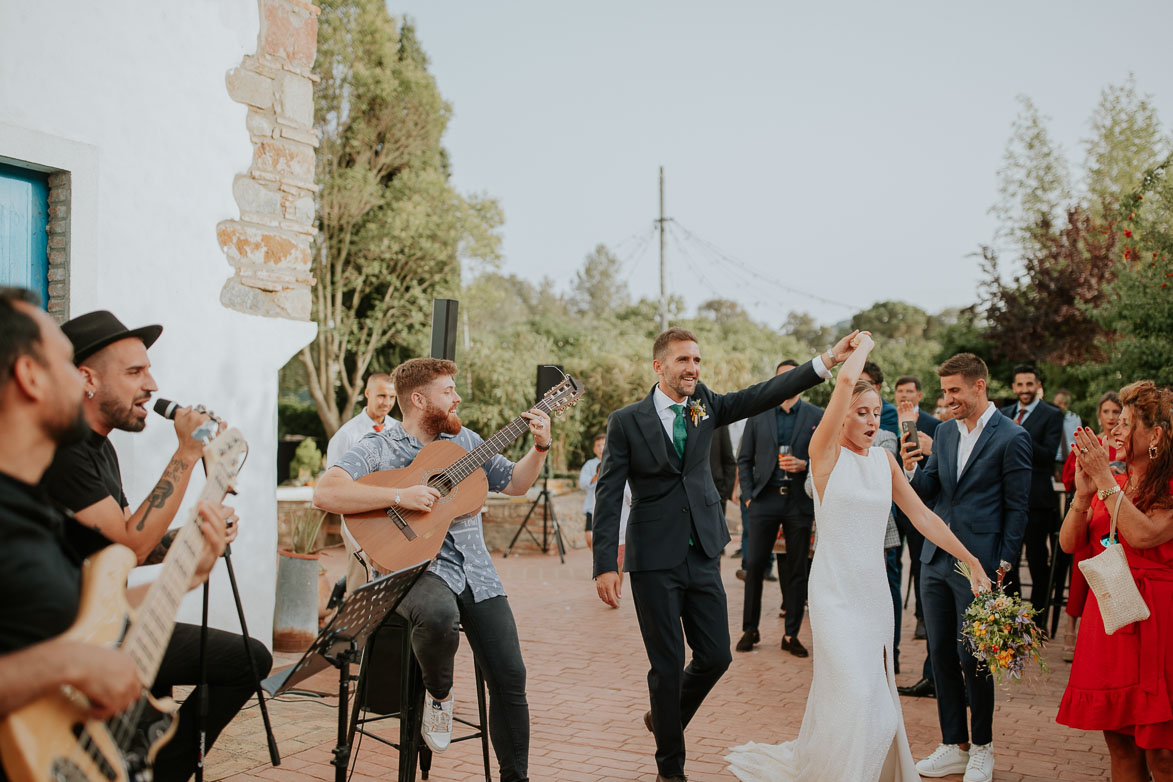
205, 540, 1108, 781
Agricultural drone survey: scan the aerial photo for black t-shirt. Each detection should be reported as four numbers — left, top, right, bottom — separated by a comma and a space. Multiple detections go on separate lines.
0, 472, 110, 655
0, 471, 111, 782
40, 427, 128, 513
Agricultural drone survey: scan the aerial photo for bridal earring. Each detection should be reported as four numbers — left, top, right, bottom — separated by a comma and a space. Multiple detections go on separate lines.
1151, 443, 1159, 460
86, 391, 94, 399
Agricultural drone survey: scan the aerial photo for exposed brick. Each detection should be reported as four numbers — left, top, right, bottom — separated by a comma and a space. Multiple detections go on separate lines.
253, 139, 315, 182
220, 276, 311, 321
276, 124, 318, 147
275, 71, 313, 127
47, 281, 66, 298
46, 267, 66, 282
245, 109, 278, 139
48, 204, 69, 220
288, 195, 315, 226
48, 187, 69, 204
48, 235, 66, 249
260, 0, 319, 70
226, 66, 273, 109
46, 171, 70, 187
217, 220, 311, 271
48, 249, 67, 266
232, 175, 283, 218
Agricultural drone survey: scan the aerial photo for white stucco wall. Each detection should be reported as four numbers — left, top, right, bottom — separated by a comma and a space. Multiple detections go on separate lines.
0, 0, 317, 645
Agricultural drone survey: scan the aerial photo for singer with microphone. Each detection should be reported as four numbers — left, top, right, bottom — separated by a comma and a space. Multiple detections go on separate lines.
38, 309, 271, 781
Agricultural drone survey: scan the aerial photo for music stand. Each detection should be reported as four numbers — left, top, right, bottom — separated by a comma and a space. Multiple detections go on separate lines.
262, 562, 429, 782
503, 459, 565, 562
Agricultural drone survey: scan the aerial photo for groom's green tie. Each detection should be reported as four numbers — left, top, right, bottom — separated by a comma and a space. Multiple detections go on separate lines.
669, 403, 687, 458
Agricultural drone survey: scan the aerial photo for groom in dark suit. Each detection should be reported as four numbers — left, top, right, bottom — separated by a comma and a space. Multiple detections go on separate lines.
902, 353, 1032, 782
592, 327, 857, 782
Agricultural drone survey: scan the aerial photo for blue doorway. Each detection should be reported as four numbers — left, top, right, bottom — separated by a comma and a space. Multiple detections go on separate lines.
0, 162, 50, 306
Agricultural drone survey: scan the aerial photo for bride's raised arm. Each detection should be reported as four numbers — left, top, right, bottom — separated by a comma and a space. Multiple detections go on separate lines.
809, 332, 874, 499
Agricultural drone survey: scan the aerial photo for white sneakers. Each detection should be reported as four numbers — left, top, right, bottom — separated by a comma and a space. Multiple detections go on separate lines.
963, 742, 994, 782
915, 742, 994, 781
421, 693, 454, 753
916, 743, 969, 777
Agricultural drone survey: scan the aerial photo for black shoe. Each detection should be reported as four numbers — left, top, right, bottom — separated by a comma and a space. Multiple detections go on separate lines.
763, 571, 779, 582
656, 776, 688, 782
913, 618, 927, 640
735, 630, 760, 652
781, 636, 809, 658
897, 677, 935, 698
894, 658, 900, 676
735, 569, 746, 581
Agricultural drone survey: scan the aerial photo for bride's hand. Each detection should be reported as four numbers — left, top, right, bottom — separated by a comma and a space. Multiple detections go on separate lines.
968, 561, 992, 595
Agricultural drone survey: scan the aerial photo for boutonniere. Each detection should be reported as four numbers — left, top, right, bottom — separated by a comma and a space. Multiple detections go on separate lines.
687, 400, 708, 427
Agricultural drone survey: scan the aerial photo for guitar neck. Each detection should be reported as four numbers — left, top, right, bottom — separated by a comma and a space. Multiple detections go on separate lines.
446, 399, 555, 483
120, 466, 234, 685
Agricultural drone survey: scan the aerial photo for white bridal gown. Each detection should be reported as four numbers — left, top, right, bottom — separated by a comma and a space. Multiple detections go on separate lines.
726, 446, 921, 782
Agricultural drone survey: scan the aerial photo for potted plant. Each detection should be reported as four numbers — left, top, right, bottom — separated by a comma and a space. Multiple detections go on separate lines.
273, 506, 326, 652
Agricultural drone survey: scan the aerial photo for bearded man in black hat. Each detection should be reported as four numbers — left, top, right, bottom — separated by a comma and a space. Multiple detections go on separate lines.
38, 309, 271, 780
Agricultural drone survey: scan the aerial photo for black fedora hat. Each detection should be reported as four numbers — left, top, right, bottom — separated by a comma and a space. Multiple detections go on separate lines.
61, 311, 163, 366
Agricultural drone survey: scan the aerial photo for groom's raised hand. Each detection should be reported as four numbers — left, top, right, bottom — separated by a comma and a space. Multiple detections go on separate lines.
596, 571, 622, 608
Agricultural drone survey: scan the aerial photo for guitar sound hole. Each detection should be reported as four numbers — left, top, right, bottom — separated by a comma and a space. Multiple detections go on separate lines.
427, 473, 455, 498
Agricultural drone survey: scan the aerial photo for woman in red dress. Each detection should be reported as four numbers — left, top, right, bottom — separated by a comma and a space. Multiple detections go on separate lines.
1057, 381, 1173, 781
1059, 391, 1123, 660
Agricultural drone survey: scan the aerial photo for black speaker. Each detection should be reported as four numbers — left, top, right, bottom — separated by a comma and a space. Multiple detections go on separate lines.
430, 299, 459, 361
536, 365, 564, 404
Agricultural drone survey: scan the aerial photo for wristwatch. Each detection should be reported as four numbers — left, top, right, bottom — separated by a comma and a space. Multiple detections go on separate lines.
1097, 484, 1122, 501
998, 560, 1012, 574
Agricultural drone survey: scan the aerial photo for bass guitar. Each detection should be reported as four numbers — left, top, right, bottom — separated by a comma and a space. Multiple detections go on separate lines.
0, 428, 249, 782
345, 375, 584, 574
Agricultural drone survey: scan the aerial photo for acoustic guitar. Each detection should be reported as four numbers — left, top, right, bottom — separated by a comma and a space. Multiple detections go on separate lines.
0, 429, 248, 782
344, 375, 585, 574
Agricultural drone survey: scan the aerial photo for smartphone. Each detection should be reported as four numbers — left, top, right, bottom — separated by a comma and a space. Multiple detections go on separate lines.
900, 420, 917, 443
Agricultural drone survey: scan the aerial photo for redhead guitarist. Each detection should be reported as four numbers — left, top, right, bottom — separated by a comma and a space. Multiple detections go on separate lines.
0, 287, 232, 782
314, 357, 553, 782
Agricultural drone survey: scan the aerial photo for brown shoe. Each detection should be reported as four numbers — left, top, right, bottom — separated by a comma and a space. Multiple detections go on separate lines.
735, 630, 760, 652
781, 636, 809, 658
643, 709, 653, 732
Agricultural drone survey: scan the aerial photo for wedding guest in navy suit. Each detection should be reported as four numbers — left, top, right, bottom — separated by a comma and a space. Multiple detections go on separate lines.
999, 365, 1064, 616
592, 327, 859, 782
735, 360, 824, 656
902, 353, 1032, 782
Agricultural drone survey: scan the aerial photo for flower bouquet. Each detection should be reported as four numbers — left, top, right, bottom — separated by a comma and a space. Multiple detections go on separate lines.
955, 563, 1049, 684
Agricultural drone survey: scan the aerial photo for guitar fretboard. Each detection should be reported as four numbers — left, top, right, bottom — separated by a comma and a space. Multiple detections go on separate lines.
444, 398, 558, 483
120, 436, 243, 685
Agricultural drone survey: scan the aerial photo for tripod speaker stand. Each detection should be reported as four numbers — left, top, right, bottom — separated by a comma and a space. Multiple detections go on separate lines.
503, 459, 566, 561
503, 364, 567, 562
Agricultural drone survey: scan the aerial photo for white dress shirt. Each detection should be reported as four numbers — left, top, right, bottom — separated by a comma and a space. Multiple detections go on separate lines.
955, 402, 999, 479
905, 400, 998, 480
326, 407, 391, 469
652, 354, 833, 439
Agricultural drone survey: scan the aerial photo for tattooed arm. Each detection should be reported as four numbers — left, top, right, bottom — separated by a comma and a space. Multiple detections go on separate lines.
71, 406, 213, 564
142, 528, 180, 566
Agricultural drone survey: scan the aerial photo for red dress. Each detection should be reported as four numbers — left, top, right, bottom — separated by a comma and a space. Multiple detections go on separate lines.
1057, 475, 1173, 748
1062, 443, 1119, 619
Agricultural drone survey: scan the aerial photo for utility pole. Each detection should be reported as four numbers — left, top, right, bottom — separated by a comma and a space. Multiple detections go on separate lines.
656, 166, 669, 332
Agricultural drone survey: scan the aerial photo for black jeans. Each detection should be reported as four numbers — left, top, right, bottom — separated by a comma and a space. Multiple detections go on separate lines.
395, 573, 529, 782
151, 622, 272, 780
743, 490, 811, 639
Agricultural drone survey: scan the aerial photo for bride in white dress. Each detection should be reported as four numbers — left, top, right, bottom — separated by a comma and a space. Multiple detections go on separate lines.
726, 334, 991, 782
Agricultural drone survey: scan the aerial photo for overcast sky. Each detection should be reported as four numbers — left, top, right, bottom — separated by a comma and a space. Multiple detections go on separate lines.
400, 1, 1173, 327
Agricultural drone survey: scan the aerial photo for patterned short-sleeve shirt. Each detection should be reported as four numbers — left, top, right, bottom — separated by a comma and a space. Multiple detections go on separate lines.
336, 421, 515, 602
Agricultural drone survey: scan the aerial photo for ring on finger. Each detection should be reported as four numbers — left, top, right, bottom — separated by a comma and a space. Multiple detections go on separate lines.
1080, 447, 1089, 454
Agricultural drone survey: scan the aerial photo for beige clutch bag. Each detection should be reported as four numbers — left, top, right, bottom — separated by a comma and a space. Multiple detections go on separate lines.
1079, 491, 1151, 635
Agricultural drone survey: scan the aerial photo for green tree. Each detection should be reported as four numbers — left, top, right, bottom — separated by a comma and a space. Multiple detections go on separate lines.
851, 300, 930, 341
991, 95, 1072, 257
570, 244, 628, 316
301, 3, 501, 436
1084, 75, 1171, 220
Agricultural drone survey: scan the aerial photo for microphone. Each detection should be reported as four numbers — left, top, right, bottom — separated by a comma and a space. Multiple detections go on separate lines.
154, 398, 181, 420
